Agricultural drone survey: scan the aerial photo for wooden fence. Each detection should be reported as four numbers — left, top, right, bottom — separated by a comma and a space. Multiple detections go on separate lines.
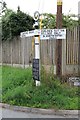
0, 26, 80, 75
0, 36, 32, 67
62, 26, 80, 75
0, 37, 56, 66
66, 27, 79, 65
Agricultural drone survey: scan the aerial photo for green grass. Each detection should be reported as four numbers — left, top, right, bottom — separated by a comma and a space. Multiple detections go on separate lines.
1, 65, 80, 110
0, 66, 2, 88
0, 66, 2, 102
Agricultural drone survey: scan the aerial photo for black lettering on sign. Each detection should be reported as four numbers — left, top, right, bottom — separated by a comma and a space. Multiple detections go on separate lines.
32, 59, 40, 81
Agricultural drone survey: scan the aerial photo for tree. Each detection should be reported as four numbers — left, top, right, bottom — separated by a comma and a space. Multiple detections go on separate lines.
0, 0, 7, 16
62, 14, 78, 28
41, 13, 56, 29
2, 7, 34, 41
40, 13, 78, 29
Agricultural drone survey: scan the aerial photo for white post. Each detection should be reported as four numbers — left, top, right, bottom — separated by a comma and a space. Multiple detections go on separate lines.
35, 37, 40, 59
34, 35, 40, 86
33, 11, 41, 86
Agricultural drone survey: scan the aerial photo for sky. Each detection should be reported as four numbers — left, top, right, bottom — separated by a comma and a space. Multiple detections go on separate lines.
4, 0, 80, 17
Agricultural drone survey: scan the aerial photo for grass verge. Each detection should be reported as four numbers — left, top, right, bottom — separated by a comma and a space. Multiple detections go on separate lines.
1, 65, 80, 110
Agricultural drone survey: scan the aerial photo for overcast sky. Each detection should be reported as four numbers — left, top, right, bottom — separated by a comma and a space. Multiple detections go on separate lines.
4, 0, 80, 17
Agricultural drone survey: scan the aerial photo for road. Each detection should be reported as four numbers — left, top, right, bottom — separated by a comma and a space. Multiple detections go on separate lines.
0, 107, 78, 119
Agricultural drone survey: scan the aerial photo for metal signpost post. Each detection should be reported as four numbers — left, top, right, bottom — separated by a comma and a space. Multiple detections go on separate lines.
33, 11, 40, 86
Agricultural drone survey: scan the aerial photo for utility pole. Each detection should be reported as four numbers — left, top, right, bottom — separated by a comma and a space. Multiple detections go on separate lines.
56, 0, 62, 77
78, 1, 80, 74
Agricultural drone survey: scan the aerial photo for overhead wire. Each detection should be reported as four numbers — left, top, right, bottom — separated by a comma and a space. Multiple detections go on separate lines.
38, 0, 41, 12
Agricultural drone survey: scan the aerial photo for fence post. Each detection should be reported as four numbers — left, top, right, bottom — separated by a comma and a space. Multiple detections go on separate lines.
11, 40, 13, 66
22, 37, 25, 68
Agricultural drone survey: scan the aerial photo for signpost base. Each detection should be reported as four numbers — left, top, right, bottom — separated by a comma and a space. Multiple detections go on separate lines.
36, 80, 40, 86
54, 65, 56, 75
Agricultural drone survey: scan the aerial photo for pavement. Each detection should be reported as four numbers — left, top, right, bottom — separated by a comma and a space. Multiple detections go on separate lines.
0, 103, 79, 119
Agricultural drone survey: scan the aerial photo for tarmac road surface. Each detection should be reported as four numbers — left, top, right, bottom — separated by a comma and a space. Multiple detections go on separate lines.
0, 107, 78, 119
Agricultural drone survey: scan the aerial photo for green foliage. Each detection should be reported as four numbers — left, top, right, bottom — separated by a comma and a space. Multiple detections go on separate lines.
1, 66, 79, 109
0, 66, 2, 87
1, 8, 79, 41
62, 14, 78, 28
41, 13, 78, 29
78, 19, 80, 25
0, 0, 7, 15
41, 13, 56, 29
0, 66, 2, 102
2, 8, 34, 41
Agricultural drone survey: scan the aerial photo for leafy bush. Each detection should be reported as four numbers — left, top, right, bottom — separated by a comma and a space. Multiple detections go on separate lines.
2, 9, 34, 41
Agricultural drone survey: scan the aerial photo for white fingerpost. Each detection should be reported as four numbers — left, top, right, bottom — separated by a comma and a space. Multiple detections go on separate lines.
34, 35, 40, 86
35, 37, 40, 59
33, 11, 40, 86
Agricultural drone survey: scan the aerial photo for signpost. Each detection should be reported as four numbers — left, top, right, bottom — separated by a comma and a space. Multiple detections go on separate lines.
20, 29, 66, 39
20, 0, 66, 85
40, 29, 66, 40
33, 11, 40, 86
32, 59, 39, 80
20, 27, 66, 86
